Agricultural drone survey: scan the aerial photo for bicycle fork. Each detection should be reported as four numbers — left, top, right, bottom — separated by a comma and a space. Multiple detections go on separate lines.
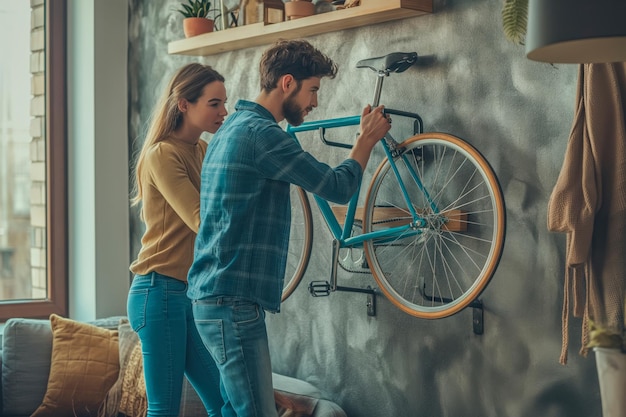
308, 239, 377, 316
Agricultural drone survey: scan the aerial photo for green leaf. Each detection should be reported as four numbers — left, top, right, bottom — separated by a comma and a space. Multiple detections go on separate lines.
587, 320, 624, 349
174, 0, 211, 18
502, 0, 528, 46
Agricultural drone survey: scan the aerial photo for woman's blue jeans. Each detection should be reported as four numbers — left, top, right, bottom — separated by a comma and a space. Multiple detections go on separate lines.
127, 272, 224, 417
192, 297, 278, 417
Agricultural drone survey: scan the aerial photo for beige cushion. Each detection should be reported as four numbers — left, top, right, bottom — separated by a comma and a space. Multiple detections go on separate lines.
30, 314, 120, 417
99, 322, 147, 417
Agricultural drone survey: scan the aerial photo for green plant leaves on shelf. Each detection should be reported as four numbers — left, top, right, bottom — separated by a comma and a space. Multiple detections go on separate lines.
502, 0, 528, 46
175, 0, 212, 18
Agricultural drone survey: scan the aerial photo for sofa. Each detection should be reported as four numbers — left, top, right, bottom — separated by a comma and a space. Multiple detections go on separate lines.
0, 315, 346, 417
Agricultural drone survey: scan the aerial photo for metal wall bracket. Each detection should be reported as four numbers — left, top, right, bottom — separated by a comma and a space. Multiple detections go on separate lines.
366, 287, 376, 316
472, 299, 484, 335
336, 285, 377, 316
310, 277, 484, 327
423, 286, 485, 334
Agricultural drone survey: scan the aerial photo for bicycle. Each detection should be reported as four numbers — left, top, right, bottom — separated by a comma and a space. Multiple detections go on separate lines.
281, 52, 506, 320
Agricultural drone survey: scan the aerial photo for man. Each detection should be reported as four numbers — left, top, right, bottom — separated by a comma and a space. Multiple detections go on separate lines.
187, 39, 391, 417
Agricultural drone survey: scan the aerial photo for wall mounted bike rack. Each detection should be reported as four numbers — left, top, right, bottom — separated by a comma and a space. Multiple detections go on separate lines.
309, 280, 483, 332
337, 285, 377, 317
309, 238, 484, 331
472, 300, 484, 335
308, 281, 377, 316
423, 289, 484, 335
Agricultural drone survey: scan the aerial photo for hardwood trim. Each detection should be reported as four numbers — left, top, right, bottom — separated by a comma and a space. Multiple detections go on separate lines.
0, 0, 68, 320
331, 206, 467, 231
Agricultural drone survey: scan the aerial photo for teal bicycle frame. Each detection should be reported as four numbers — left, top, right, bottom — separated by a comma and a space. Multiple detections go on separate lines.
286, 112, 435, 252
280, 53, 503, 324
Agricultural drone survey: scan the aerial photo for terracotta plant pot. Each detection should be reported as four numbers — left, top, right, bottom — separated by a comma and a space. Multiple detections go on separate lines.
183, 17, 214, 38
284, 0, 315, 20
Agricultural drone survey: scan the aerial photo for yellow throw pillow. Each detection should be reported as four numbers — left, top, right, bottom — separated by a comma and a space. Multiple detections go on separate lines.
30, 314, 120, 417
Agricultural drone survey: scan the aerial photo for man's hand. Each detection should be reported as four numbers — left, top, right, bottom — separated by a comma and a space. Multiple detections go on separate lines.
349, 104, 392, 170
358, 104, 391, 148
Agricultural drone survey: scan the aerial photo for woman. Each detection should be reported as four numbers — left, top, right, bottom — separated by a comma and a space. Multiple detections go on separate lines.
128, 63, 227, 417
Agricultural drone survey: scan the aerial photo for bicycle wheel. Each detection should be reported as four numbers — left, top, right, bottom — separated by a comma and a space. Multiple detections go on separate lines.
282, 186, 313, 301
363, 132, 506, 319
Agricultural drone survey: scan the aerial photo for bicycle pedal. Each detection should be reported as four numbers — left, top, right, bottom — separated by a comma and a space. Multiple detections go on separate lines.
308, 281, 331, 297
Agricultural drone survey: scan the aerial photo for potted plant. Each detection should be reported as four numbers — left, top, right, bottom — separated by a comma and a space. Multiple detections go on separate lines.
284, 0, 314, 20
175, 0, 214, 38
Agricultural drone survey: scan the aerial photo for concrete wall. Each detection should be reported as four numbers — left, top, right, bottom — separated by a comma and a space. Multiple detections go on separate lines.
128, 1, 601, 416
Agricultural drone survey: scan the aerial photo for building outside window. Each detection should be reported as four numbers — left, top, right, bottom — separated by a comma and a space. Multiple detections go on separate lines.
0, 0, 67, 319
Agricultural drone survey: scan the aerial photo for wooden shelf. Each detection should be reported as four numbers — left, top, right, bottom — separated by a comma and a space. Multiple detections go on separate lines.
168, 0, 433, 56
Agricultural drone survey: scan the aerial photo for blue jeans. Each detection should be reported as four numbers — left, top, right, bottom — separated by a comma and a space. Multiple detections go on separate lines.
127, 273, 224, 417
192, 297, 278, 417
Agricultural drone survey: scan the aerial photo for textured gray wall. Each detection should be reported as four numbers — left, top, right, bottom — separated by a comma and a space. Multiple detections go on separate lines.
128, 1, 601, 416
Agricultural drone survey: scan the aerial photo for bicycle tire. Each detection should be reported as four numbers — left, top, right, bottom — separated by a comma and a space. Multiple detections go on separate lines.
282, 186, 313, 301
363, 132, 506, 319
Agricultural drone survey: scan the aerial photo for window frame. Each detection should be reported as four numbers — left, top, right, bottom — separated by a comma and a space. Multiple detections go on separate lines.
0, 0, 68, 320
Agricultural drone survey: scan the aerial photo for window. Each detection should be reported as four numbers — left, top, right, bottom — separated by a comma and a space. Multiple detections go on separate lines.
0, 0, 67, 320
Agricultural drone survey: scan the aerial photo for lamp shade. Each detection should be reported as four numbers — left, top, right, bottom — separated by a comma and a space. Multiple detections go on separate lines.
526, 0, 626, 63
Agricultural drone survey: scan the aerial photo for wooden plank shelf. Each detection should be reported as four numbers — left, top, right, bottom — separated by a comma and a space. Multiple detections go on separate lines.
330, 206, 467, 231
168, 0, 433, 56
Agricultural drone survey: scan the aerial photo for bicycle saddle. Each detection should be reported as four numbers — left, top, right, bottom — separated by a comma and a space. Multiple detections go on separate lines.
356, 52, 418, 73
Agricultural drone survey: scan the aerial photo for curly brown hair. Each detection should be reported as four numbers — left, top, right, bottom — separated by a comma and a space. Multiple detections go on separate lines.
259, 39, 338, 92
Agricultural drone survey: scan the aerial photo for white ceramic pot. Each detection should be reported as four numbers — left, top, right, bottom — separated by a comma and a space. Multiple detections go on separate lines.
594, 347, 626, 417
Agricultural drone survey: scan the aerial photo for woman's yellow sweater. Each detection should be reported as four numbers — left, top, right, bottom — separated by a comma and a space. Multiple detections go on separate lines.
130, 137, 207, 281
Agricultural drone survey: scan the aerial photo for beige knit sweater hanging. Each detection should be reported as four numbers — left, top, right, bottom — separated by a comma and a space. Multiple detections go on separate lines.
547, 62, 626, 365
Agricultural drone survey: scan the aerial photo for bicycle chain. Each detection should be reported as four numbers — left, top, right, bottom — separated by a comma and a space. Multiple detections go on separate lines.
338, 259, 370, 274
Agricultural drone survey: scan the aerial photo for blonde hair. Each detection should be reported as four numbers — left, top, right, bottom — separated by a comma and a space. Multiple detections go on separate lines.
131, 63, 224, 206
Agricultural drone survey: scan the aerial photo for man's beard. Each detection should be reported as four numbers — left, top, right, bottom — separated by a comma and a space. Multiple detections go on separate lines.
283, 91, 307, 126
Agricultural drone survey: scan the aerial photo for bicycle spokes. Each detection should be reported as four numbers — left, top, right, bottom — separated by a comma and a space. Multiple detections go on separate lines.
282, 186, 313, 301
363, 133, 505, 319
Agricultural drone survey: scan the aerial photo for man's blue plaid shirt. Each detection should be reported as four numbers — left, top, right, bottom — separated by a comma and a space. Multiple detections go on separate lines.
187, 100, 362, 312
